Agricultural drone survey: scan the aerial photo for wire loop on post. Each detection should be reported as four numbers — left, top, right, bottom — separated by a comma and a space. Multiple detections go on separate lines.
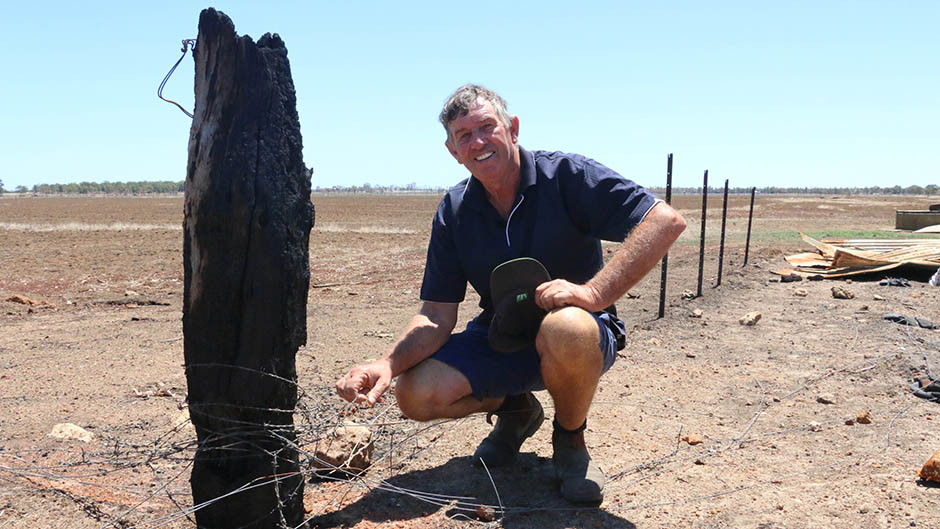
158, 38, 197, 118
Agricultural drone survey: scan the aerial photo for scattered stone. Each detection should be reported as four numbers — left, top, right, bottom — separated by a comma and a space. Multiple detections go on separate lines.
856, 410, 873, 424
681, 289, 696, 300
794, 288, 808, 297
816, 394, 835, 405
809, 421, 822, 432
831, 286, 855, 299
885, 313, 940, 330
918, 448, 940, 483
124, 290, 139, 297
5, 295, 35, 305
685, 352, 697, 358
845, 418, 855, 425
682, 434, 704, 445
879, 277, 910, 287
309, 422, 374, 475
807, 274, 824, 281
475, 505, 497, 522
49, 423, 94, 443
780, 274, 803, 283
689, 309, 703, 318
739, 312, 761, 326
873, 294, 885, 301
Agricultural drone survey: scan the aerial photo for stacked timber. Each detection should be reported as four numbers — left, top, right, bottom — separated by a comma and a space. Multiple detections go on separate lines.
778, 233, 940, 279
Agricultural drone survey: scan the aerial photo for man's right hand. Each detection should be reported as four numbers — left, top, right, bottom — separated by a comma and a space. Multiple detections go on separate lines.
335, 359, 393, 406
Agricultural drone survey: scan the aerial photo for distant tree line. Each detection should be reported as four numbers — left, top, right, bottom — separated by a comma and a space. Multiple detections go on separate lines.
2, 181, 937, 196
647, 184, 939, 196
20, 181, 185, 195
313, 182, 447, 194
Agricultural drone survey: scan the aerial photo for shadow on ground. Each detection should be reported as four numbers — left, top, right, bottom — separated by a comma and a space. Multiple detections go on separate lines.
310, 454, 637, 528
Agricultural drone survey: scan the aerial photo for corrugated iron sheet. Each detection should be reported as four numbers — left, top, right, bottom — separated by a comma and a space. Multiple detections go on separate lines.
778, 233, 940, 279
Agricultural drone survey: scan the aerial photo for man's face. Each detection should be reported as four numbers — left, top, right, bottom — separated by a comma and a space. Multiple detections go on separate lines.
445, 99, 520, 185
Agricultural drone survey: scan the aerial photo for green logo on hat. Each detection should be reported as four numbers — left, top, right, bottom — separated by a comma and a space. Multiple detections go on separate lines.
516, 293, 528, 303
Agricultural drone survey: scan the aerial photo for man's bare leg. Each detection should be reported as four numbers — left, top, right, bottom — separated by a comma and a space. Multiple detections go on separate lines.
536, 306, 607, 503
536, 306, 604, 428
395, 358, 501, 421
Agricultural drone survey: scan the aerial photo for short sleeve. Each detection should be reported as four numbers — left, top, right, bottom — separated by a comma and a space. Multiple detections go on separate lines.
419, 199, 467, 303
561, 158, 659, 243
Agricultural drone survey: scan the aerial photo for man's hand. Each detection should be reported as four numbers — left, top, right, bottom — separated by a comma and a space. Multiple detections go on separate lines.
335, 359, 393, 406
535, 279, 604, 313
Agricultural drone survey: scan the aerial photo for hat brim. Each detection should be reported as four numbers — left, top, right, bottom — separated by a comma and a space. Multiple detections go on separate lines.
488, 258, 551, 353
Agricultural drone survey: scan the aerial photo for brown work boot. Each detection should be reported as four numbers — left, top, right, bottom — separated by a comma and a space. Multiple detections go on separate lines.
473, 392, 544, 467
552, 420, 605, 503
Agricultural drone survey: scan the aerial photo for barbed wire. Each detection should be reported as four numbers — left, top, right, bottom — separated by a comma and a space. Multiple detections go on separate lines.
0, 325, 935, 528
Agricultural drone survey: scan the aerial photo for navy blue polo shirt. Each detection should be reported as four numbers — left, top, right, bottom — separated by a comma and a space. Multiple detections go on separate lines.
420, 146, 659, 322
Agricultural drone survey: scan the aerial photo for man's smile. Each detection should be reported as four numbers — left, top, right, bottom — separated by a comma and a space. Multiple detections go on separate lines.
475, 152, 494, 162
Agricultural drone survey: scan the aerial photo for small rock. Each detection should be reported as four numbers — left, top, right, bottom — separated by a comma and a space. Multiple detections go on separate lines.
682, 434, 704, 445
5, 295, 35, 306
809, 421, 822, 432
649, 338, 662, 346
816, 394, 835, 405
845, 419, 855, 425
681, 289, 696, 300
309, 422, 374, 475
856, 410, 873, 424
685, 352, 697, 358
831, 286, 855, 299
873, 294, 885, 301
49, 423, 94, 443
739, 312, 761, 326
124, 290, 138, 297
918, 448, 940, 483
794, 288, 808, 297
780, 274, 803, 283
689, 309, 704, 318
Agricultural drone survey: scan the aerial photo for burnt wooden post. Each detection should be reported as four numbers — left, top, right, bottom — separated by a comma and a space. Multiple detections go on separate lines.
183, 8, 313, 528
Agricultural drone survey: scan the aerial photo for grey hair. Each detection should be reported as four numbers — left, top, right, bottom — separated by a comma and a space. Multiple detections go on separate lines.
439, 84, 512, 142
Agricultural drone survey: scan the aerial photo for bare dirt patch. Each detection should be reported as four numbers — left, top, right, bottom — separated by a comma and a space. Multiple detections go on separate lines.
1, 193, 939, 528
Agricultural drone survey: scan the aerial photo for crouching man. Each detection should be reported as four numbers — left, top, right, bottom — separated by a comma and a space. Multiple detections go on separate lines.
337, 84, 686, 503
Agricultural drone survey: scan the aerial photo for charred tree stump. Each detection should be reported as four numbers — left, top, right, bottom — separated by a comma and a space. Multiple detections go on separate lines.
183, 8, 313, 528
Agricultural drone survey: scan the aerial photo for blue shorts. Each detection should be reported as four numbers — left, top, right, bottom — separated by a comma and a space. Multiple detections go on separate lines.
429, 311, 623, 400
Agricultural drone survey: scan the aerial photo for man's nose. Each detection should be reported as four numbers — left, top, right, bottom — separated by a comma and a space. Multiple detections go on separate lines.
470, 130, 487, 147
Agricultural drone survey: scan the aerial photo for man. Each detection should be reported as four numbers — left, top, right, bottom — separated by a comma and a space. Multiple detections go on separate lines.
336, 84, 686, 503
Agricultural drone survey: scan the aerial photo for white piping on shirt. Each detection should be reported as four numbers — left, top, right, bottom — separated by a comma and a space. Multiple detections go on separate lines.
505, 195, 525, 247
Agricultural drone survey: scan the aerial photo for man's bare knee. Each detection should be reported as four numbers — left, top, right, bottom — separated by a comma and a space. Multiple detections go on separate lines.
395, 370, 437, 421
536, 306, 599, 360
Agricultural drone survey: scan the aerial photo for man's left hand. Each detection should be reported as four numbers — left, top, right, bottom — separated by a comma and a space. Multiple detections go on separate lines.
535, 279, 603, 312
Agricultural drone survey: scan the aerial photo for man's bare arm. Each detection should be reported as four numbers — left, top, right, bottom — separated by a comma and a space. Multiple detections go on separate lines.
336, 301, 458, 405
384, 301, 459, 374
536, 202, 687, 312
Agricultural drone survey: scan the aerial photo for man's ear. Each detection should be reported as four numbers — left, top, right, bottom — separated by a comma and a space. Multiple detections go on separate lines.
510, 115, 520, 143
445, 139, 461, 163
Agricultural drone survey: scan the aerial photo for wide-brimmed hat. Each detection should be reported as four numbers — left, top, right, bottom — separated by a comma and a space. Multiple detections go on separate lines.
488, 257, 551, 352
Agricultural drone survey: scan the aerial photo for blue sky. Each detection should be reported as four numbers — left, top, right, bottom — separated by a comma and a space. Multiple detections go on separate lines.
0, 1, 937, 191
